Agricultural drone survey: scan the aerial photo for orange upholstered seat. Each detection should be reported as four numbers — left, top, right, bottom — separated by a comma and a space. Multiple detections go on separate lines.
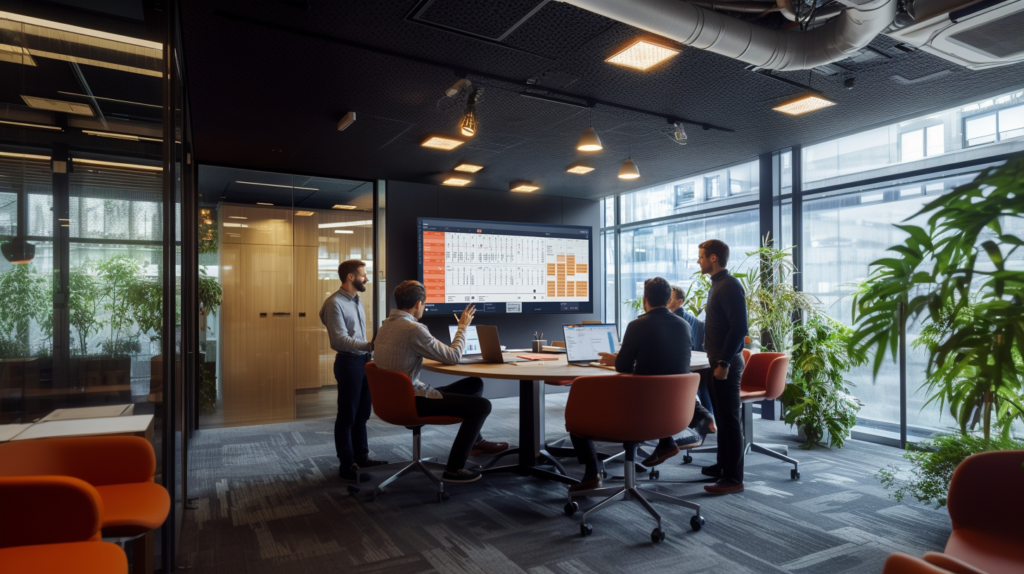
881, 552, 957, 574
942, 451, 1024, 574
0, 475, 127, 574
0, 436, 170, 540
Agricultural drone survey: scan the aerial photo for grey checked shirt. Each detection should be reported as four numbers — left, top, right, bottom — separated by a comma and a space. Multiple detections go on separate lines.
320, 288, 372, 355
373, 309, 466, 398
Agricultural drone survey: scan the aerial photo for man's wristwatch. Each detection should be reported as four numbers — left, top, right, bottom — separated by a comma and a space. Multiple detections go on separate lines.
716, 360, 729, 369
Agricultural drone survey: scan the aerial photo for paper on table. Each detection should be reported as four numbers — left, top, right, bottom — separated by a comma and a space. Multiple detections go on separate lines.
510, 361, 549, 367
39, 405, 133, 422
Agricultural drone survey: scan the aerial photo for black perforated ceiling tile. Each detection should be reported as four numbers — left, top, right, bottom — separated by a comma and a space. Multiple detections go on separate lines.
180, 0, 1024, 201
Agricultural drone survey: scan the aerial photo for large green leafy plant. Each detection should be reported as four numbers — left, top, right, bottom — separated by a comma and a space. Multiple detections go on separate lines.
95, 255, 143, 357
0, 264, 51, 358
68, 265, 104, 355
734, 239, 817, 352
851, 155, 1024, 443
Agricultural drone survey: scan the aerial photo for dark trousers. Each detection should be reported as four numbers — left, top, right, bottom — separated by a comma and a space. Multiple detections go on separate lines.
709, 354, 745, 483
334, 353, 371, 469
415, 377, 491, 473
697, 369, 715, 416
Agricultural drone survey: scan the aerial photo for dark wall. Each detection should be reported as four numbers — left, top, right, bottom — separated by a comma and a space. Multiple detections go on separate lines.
386, 181, 602, 399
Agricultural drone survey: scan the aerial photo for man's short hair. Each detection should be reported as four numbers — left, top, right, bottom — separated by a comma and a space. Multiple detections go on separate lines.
338, 259, 365, 283
394, 280, 426, 310
644, 277, 672, 308
699, 239, 730, 267
670, 285, 685, 302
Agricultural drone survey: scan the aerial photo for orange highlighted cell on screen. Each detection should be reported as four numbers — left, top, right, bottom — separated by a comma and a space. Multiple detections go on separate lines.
424, 231, 445, 302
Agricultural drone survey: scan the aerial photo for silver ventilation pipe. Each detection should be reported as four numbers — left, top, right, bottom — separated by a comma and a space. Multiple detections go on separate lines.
558, 0, 897, 70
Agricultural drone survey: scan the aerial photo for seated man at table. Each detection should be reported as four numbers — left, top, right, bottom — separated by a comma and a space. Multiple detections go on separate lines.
669, 285, 717, 443
569, 277, 693, 492
373, 280, 508, 483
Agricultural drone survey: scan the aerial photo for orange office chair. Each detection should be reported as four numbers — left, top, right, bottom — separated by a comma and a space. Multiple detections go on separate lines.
922, 552, 989, 574
563, 373, 705, 542
881, 553, 958, 574
685, 352, 800, 479
0, 475, 128, 574
354, 362, 463, 502
941, 450, 1024, 574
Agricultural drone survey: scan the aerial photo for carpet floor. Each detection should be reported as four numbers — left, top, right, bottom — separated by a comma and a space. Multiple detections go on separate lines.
178, 393, 950, 574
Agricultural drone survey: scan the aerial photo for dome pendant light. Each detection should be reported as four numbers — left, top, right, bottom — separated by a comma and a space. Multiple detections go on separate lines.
576, 108, 602, 151
618, 157, 640, 179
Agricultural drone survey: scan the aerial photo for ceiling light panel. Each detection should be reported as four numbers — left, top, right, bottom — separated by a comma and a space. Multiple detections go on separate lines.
22, 95, 94, 116
332, 204, 357, 210
510, 182, 539, 193
453, 163, 483, 173
334, 230, 354, 234
318, 220, 373, 229
773, 94, 836, 115
0, 119, 61, 131
295, 211, 314, 216
606, 40, 680, 71
73, 158, 161, 172
567, 165, 594, 174
235, 181, 318, 191
421, 136, 464, 150
442, 177, 471, 186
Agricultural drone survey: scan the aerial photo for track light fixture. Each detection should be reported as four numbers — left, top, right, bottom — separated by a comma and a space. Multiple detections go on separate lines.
445, 78, 472, 97
460, 89, 481, 137
672, 122, 687, 143
618, 157, 640, 179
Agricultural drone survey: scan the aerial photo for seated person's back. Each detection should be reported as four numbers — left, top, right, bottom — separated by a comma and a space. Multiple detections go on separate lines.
615, 306, 692, 376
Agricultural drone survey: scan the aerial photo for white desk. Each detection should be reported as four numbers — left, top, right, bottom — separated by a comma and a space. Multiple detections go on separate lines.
12, 414, 154, 441
39, 404, 135, 422
0, 423, 33, 443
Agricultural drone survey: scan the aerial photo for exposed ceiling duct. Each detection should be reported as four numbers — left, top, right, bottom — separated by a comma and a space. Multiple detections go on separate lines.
557, 0, 897, 70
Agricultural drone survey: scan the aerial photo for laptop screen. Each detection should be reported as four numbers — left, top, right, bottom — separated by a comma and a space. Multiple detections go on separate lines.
449, 325, 481, 355
563, 324, 620, 362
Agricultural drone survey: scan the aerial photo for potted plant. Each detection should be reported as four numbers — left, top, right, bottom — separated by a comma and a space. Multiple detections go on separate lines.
95, 255, 144, 388
851, 154, 1024, 500
68, 265, 105, 356
197, 268, 222, 413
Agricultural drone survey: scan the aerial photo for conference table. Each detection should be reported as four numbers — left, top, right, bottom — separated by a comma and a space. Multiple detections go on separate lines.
422, 351, 709, 486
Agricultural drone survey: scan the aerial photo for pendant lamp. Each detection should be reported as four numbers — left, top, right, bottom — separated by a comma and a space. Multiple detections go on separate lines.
618, 157, 640, 179
577, 126, 602, 151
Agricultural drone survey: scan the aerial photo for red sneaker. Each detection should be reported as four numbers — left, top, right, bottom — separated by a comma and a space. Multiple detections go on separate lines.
704, 480, 744, 495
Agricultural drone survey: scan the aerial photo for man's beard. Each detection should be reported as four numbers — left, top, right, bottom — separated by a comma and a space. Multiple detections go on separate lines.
352, 278, 367, 292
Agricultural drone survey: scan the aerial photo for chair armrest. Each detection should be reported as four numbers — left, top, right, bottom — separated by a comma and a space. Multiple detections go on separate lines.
923, 552, 990, 574
0, 436, 155, 486
0, 476, 103, 548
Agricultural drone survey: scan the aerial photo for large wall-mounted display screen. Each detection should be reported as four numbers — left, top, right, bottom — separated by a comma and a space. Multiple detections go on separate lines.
418, 218, 593, 315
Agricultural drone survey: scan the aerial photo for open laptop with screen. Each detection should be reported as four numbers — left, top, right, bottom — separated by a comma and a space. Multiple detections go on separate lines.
562, 323, 620, 367
448, 325, 522, 364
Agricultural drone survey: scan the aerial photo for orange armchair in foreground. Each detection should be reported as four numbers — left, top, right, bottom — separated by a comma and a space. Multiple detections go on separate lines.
0, 475, 127, 574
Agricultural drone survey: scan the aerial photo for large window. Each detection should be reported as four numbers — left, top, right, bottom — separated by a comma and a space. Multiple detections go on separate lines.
619, 159, 759, 224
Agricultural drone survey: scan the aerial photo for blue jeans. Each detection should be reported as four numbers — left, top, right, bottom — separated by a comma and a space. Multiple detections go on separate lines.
334, 353, 371, 468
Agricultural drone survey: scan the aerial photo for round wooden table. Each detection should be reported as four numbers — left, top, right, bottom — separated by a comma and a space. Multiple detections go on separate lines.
423, 352, 710, 485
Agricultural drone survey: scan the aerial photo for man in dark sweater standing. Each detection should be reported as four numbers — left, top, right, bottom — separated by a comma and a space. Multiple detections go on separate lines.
698, 240, 748, 495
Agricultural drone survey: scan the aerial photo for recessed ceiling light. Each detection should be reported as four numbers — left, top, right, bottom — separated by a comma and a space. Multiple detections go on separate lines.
21, 95, 94, 116
772, 94, 836, 115
0, 151, 51, 161
454, 163, 483, 173
257, 202, 273, 206
606, 40, 680, 71
224, 223, 248, 228
332, 204, 357, 210
73, 158, 161, 172
318, 220, 373, 229
0, 119, 62, 131
235, 181, 318, 191
334, 230, 355, 234
82, 130, 161, 142
0, 44, 36, 66
510, 182, 539, 193
295, 211, 314, 216
228, 216, 247, 220
421, 136, 464, 150
567, 165, 594, 174
442, 177, 471, 186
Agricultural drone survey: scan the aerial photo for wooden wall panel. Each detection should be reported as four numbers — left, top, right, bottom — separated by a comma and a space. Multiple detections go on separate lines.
220, 204, 293, 246
294, 246, 325, 389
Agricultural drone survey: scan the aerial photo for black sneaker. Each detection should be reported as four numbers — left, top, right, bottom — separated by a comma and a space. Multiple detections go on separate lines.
339, 464, 371, 483
442, 468, 482, 483
701, 464, 724, 478
674, 428, 703, 449
357, 458, 389, 468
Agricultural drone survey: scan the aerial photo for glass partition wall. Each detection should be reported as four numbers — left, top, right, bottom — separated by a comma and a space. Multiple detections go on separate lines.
602, 87, 1024, 447
197, 166, 375, 429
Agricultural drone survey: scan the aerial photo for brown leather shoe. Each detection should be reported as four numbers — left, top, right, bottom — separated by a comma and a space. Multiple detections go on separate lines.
471, 440, 509, 456
641, 444, 679, 467
704, 480, 744, 495
568, 476, 602, 493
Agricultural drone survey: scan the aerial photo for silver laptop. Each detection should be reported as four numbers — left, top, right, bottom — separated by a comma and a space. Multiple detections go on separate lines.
449, 325, 523, 364
563, 323, 621, 367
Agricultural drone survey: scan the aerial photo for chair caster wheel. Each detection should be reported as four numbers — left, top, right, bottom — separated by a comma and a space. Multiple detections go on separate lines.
580, 523, 593, 537
347, 485, 360, 496
791, 469, 800, 480
564, 502, 578, 516
437, 492, 450, 503
649, 469, 660, 480
690, 515, 705, 531
651, 528, 665, 543
682, 455, 693, 464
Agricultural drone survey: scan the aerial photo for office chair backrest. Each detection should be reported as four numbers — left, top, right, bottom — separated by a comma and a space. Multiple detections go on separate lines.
565, 374, 699, 443
742, 348, 752, 363
946, 450, 1024, 533
365, 362, 420, 426
741, 352, 789, 400
0, 475, 103, 548
0, 436, 155, 486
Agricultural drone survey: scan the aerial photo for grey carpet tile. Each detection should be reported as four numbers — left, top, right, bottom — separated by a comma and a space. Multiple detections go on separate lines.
179, 394, 951, 574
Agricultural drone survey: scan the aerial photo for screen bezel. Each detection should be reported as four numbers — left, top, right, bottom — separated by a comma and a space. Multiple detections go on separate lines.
418, 217, 594, 315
